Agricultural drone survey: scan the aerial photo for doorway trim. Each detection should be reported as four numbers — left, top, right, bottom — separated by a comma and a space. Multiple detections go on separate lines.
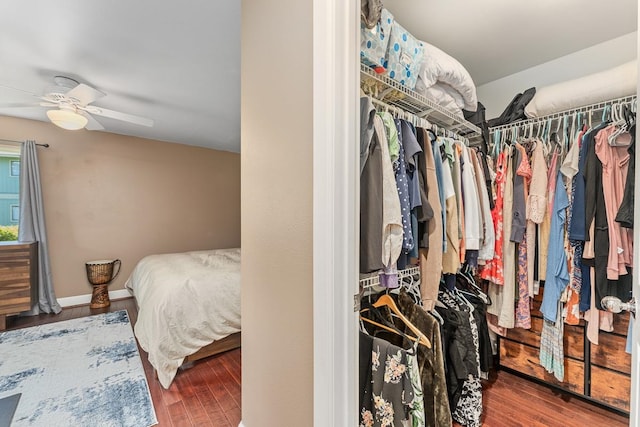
312, 0, 359, 425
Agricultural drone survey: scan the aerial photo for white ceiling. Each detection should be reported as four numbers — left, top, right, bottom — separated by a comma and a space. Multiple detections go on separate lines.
384, 0, 638, 85
0, 1, 637, 152
0, 1, 240, 152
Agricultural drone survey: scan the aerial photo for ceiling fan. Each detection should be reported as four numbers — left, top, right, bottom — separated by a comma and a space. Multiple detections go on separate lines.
1, 76, 153, 131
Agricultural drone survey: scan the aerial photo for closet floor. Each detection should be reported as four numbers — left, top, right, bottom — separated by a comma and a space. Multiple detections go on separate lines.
5, 297, 242, 427
480, 369, 629, 426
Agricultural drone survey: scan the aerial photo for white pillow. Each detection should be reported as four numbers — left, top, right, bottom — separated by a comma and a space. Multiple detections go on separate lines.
415, 80, 464, 117
525, 60, 637, 118
418, 41, 478, 112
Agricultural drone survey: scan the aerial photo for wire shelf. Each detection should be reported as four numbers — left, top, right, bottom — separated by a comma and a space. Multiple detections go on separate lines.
489, 95, 637, 134
359, 266, 420, 289
361, 64, 482, 139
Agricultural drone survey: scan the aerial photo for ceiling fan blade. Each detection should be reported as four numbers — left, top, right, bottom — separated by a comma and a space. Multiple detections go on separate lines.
0, 83, 39, 97
39, 102, 58, 107
81, 112, 105, 131
65, 83, 106, 105
0, 102, 41, 109
83, 106, 153, 127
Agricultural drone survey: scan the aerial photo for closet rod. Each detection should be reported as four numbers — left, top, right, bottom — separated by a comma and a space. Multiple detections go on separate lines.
370, 97, 470, 146
370, 97, 431, 129
0, 138, 49, 148
359, 266, 420, 289
489, 94, 637, 133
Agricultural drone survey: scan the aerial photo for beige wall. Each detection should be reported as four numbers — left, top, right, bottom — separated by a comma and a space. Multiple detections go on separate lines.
241, 0, 314, 425
0, 116, 240, 298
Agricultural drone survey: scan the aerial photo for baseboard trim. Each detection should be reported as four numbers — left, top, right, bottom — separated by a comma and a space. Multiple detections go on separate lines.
58, 289, 132, 308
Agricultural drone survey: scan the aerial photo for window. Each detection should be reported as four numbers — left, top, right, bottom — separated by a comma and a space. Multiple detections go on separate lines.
10, 205, 19, 222
10, 160, 19, 177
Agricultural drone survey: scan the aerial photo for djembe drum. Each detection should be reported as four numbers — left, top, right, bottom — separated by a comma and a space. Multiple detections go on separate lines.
85, 259, 121, 309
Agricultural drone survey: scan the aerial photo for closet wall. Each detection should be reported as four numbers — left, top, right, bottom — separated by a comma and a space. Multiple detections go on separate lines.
477, 31, 638, 118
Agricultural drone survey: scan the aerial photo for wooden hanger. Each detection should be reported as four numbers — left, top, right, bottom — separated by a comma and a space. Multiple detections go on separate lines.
372, 294, 432, 348
359, 316, 425, 346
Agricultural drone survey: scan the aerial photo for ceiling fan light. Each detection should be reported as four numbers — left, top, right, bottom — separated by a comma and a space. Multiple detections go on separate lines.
46, 109, 88, 130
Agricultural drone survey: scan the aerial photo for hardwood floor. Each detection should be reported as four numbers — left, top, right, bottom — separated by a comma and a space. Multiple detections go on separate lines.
5, 298, 630, 427
481, 369, 629, 427
4, 297, 241, 427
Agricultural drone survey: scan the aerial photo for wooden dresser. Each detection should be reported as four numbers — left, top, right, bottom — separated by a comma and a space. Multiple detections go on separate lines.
0, 241, 38, 330
499, 283, 631, 413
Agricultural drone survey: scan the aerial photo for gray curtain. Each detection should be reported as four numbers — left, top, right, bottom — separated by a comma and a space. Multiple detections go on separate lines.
18, 140, 61, 314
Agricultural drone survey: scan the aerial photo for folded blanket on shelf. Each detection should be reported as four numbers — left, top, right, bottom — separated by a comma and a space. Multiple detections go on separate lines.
417, 41, 478, 112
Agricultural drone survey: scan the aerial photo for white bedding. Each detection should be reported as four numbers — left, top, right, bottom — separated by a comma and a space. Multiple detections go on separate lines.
417, 41, 478, 112
125, 248, 241, 388
524, 60, 637, 118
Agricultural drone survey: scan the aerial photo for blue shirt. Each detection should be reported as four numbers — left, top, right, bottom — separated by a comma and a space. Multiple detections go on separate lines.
541, 171, 570, 322
430, 133, 446, 252
394, 119, 413, 252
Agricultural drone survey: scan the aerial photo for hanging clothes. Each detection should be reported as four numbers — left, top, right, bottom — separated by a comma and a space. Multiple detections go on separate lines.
479, 150, 506, 285
470, 148, 495, 263
490, 145, 516, 329
616, 124, 636, 228
360, 98, 385, 273
539, 300, 565, 381
375, 114, 403, 272
393, 119, 415, 271
540, 170, 570, 323
438, 289, 482, 427
361, 291, 452, 427
401, 121, 424, 262
594, 125, 633, 280
359, 332, 419, 427
418, 128, 443, 311
439, 138, 461, 274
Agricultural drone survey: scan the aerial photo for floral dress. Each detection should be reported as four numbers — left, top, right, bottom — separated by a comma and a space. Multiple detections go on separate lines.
360, 334, 420, 427
515, 144, 533, 329
479, 151, 506, 285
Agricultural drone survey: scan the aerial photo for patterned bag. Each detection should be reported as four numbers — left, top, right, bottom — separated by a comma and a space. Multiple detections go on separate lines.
360, 8, 394, 74
385, 20, 424, 89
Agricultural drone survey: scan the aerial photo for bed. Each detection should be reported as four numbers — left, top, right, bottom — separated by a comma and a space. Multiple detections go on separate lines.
124, 247, 241, 389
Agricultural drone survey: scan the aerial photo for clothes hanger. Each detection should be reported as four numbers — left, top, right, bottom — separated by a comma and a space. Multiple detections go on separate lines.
428, 307, 445, 325
359, 315, 422, 345
360, 303, 427, 347
458, 264, 491, 305
402, 274, 422, 306
608, 102, 632, 147
372, 294, 432, 348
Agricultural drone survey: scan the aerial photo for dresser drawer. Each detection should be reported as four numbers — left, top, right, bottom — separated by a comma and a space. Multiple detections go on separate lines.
0, 242, 38, 319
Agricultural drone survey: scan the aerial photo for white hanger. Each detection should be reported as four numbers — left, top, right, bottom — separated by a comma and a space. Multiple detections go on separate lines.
609, 102, 632, 147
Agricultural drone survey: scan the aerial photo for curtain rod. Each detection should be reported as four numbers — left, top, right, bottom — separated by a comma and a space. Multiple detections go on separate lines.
0, 138, 49, 148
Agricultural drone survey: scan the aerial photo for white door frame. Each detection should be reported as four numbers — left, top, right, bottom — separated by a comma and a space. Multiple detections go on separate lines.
629, 20, 640, 427
312, 0, 360, 425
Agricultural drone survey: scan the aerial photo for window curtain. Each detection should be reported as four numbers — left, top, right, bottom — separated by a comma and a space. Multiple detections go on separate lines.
18, 140, 61, 314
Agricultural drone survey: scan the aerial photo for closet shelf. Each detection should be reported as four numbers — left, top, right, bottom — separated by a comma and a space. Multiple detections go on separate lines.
488, 94, 637, 133
359, 266, 420, 289
361, 64, 482, 139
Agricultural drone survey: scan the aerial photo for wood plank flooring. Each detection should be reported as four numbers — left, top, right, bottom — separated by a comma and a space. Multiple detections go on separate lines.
481, 369, 629, 427
4, 297, 630, 427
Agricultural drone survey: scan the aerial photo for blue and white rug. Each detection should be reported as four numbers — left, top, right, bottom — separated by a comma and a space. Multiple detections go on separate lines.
0, 310, 157, 427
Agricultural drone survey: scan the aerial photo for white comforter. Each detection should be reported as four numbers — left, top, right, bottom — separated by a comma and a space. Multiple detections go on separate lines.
125, 248, 241, 388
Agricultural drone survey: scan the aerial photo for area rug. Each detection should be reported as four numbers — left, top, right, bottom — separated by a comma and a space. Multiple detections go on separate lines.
0, 310, 157, 427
